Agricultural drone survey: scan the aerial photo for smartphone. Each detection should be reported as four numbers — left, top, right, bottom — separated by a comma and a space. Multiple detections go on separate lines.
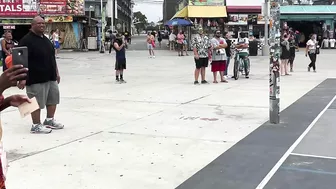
12, 46, 28, 68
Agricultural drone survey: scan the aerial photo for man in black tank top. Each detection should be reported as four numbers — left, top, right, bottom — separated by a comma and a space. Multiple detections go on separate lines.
1, 32, 14, 71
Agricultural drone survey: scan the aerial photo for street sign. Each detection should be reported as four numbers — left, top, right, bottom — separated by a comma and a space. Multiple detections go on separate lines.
3, 25, 15, 29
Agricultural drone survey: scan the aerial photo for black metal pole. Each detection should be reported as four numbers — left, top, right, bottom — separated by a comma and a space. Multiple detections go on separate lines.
269, 0, 281, 124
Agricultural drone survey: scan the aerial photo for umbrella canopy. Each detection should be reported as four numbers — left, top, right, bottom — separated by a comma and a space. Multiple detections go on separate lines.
165, 18, 193, 26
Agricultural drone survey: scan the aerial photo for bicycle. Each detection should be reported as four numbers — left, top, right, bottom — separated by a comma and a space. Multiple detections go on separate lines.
233, 49, 250, 80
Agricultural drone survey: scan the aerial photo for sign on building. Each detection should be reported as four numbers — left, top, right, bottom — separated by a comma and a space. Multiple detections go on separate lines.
188, 0, 224, 6
0, 0, 36, 16
0, 0, 85, 17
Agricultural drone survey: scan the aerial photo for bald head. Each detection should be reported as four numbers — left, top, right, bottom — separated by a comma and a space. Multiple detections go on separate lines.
31, 16, 45, 35
32, 16, 44, 24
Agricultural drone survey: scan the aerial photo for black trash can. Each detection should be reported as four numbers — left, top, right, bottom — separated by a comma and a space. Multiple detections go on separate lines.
249, 40, 258, 56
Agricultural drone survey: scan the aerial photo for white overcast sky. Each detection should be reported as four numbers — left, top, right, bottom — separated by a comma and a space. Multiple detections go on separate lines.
134, 2, 163, 22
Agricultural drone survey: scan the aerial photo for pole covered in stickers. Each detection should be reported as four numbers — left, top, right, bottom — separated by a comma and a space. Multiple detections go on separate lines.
269, 0, 281, 124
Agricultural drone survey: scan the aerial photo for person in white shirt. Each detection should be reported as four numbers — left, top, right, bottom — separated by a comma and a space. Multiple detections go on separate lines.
52, 29, 60, 58
210, 30, 228, 83
169, 32, 176, 51
305, 34, 319, 72
329, 38, 335, 48
234, 32, 250, 78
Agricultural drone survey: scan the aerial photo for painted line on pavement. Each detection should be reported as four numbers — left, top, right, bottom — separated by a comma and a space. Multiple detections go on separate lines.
256, 94, 336, 189
9, 131, 103, 163
290, 153, 336, 160
280, 166, 336, 176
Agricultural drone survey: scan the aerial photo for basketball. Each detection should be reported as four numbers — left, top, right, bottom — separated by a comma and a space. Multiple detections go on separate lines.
5, 55, 12, 69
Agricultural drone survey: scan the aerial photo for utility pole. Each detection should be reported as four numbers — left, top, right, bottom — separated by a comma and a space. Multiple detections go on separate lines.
111, 0, 114, 31
269, 0, 281, 124
99, 0, 105, 53
262, 0, 270, 56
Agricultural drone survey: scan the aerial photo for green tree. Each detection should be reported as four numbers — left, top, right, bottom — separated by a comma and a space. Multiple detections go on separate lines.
133, 11, 148, 34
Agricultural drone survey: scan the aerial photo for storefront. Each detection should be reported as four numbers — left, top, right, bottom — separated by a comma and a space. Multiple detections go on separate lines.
171, 0, 227, 50
0, 0, 85, 49
225, 0, 263, 39
280, 5, 336, 46
0, 19, 32, 42
172, 0, 227, 34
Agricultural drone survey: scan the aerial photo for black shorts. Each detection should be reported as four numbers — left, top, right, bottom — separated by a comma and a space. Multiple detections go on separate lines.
177, 43, 183, 50
115, 58, 126, 70
195, 57, 209, 69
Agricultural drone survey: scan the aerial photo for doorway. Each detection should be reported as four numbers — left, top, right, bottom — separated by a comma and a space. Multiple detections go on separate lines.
0, 25, 31, 43
287, 21, 323, 47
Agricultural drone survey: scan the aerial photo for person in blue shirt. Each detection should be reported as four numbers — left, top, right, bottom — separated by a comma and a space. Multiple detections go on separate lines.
113, 33, 127, 83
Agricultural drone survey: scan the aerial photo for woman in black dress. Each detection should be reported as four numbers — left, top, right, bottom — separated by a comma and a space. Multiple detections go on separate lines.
288, 34, 296, 72
280, 34, 290, 76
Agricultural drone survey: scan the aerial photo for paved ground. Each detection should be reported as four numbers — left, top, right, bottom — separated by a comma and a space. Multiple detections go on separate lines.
2, 39, 336, 188
127, 34, 170, 51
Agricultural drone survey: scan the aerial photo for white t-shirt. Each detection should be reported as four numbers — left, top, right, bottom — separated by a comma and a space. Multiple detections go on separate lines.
210, 37, 227, 61
234, 37, 249, 53
330, 39, 335, 47
169, 33, 176, 41
53, 33, 59, 42
306, 39, 316, 50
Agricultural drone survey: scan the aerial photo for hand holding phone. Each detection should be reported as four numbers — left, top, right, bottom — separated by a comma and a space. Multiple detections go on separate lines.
12, 47, 28, 69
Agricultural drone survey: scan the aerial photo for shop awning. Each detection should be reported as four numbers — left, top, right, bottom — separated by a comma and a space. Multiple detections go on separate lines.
280, 5, 336, 14
227, 6, 261, 13
171, 6, 227, 19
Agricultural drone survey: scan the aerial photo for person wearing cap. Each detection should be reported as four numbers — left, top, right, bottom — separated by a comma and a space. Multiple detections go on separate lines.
192, 27, 211, 85
113, 33, 127, 83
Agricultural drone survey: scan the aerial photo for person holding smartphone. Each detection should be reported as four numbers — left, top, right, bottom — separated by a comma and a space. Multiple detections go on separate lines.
113, 33, 127, 83
0, 64, 30, 188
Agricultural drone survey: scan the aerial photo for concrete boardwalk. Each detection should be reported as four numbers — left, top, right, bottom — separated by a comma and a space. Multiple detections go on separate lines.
2, 49, 336, 189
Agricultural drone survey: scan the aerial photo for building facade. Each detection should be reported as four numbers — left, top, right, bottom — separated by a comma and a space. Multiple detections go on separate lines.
87, 0, 132, 32
163, 0, 180, 22
0, 0, 86, 49
225, 0, 263, 38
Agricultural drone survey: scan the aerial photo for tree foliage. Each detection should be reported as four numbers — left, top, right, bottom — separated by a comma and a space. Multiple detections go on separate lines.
133, 11, 148, 33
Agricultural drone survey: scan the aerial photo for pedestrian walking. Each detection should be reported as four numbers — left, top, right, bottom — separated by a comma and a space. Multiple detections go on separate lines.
113, 33, 127, 83
1, 31, 14, 71
18, 16, 64, 134
210, 30, 228, 83
192, 27, 211, 85
280, 34, 290, 76
147, 32, 155, 58
0, 64, 30, 188
52, 29, 60, 58
288, 34, 296, 72
223, 32, 232, 77
306, 34, 319, 72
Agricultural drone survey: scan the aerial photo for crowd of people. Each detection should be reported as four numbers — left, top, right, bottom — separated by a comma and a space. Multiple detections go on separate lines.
280, 29, 320, 75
